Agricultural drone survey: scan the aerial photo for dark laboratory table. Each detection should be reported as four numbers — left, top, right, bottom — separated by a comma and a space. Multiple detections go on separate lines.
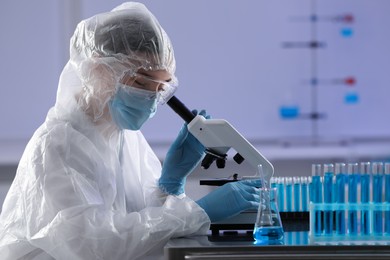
164, 231, 390, 260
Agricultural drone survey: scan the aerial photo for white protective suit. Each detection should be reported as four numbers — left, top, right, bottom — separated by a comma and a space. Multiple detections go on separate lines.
0, 2, 210, 259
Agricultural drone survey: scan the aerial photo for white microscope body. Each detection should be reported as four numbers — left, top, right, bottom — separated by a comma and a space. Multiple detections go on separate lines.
167, 95, 274, 184
187, 115, 274, 183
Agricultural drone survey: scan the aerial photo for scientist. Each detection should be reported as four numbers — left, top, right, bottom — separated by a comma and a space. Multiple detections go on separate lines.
0, 2, 260, 259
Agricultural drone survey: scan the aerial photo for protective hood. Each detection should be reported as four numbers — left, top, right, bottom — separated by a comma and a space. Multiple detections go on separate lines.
56, 1, 177, 132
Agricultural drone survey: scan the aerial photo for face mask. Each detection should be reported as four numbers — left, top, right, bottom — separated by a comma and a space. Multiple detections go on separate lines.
109, 83, 158, 130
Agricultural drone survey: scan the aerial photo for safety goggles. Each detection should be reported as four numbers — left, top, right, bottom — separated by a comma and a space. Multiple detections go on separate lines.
122, 72, 178, 105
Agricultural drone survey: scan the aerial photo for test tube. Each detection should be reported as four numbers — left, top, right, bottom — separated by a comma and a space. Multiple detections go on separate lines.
360, 162, 371, 235
311, 164, 323, 235
271, 177, 277, 189
332, 175, 337, 205
277, 177, 285, 212
285, 177, 293, 212
301, 176, 309, 212
335, 163, 346, 235
323, 163, 334, 235
309, 176, 312, 205
372, 162, 384, 234
293, 177, 300, 212
385, 163, 390, 234
347, 163, 358, 235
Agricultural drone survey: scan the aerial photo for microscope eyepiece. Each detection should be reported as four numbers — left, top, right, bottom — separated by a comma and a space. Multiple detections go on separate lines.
201, 154, 215, 169
167, 96, 196, 124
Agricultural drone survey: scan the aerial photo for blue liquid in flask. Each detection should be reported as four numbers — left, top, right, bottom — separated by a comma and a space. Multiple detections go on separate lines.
253, 226, 284, 242
253, 187, 284, 243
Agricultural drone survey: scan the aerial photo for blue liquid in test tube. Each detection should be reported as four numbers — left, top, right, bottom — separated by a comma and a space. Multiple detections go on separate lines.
360, 162, 371, 235
335, 163, 346, 235
347, 163, 359, 235
372, 162, 384, 234
271, 177, 277, 189
311, 164, 323, 235
285, 177, 293, 212
301, 176, 308, 212
309, 177, 312, 204
277, 177, 285, 212
323, 163, 334, 235
293, 177, 300, 212
385, 163, 390, 234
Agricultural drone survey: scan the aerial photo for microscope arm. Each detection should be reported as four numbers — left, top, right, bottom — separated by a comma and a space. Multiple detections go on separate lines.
187, 115, 274, 181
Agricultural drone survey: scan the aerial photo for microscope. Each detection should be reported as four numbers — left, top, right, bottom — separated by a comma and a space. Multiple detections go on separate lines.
167, 96, 275, 235
167, 96, 274, 185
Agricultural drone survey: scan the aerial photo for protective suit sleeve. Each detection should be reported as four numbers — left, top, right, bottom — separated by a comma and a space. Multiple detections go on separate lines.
2, 124, 209, 260
32, 196, 209, 260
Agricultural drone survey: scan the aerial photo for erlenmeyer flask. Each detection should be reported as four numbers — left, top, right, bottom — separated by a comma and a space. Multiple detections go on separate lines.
253, 187, 284, 243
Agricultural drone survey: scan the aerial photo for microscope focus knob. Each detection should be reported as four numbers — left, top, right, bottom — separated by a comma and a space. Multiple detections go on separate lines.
233, 153, 244, 164
216, 158, 226, 169
201, 154, 215, 169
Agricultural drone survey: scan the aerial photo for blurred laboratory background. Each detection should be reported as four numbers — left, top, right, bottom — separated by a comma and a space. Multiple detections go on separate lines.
1, 0, 390, 209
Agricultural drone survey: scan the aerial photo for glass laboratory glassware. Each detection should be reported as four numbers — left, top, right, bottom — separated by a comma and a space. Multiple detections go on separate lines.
277, 177, 285, 212
285, 177, 293, 212
347, 163, 359, 235
385, 163, 390, 234
311, 164, 323, 235
253, 187, 284, 243
360, 162, 371, 235
293, 176, 301, 212
300, 176, 309, 212
323, 163, 334, 235
335, 163, 347, 235
372, 162, 384, 234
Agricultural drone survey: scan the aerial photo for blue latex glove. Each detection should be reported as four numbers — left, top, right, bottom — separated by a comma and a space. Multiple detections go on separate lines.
196, 179, 261, 222
159, 109, 210, 195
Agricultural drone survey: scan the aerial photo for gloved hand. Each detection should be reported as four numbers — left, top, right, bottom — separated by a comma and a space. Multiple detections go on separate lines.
159, 109, 210, 195
196, 179, 261, 222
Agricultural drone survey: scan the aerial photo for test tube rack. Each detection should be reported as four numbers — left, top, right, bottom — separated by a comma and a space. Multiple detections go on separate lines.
309, 202, 390, 242
308, 161, 390, 243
